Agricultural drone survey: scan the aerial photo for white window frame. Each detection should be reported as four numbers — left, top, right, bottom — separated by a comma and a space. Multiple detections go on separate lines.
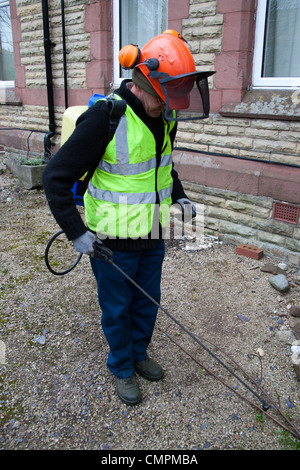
0, 0, 14, 88
252, 0, 300, 89
113, 0, 122, 87
112, 0, 168, 87
0, 80, 14, 88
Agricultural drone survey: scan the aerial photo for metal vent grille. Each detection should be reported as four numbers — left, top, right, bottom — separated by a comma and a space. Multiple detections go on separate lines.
273, 202, 299, 225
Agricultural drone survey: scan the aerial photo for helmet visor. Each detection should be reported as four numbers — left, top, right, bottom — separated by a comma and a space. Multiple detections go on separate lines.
149, 70, 215, 121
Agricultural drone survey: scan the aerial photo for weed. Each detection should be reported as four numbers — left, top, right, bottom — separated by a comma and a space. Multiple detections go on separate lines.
277, 430, 300, 450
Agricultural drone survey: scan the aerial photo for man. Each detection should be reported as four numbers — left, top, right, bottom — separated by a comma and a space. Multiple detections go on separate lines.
43, 30, 211, 406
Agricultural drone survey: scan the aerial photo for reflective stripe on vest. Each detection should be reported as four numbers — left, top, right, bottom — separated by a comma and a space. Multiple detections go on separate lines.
96, 114, 173, 177
87, 185, 172, 205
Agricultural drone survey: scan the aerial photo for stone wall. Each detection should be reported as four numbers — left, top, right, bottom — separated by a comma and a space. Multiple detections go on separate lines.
173, 148, 300, 266
174, 115, 300, 168
18, 1, 88, 91
2, 0, 299, 167
174, 0, 300, 168
182, 180, 300, 266
171, 0, 300, 266
1, 0, 89, 121
0, 0, 91, 159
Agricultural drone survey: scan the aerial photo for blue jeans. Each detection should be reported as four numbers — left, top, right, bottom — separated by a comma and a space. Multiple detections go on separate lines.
90, 241, 165, 378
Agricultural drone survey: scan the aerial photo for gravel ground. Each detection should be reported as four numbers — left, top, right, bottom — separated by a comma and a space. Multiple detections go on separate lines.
1, 170, 300, 451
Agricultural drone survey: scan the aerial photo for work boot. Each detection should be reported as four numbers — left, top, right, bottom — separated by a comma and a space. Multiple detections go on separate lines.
134, 358, 164, 381
114, 375, 142, 406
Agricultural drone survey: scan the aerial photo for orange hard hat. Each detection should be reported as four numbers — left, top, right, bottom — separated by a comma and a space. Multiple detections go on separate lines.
118, 30, 215, 120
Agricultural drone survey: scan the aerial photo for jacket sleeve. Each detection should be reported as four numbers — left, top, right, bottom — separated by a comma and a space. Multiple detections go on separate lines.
42, 102, 110, 240
171, 164, 188, 203
169, 121, 188, 203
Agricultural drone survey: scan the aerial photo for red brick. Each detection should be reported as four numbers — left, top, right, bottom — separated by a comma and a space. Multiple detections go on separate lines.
236, 244, 264, 260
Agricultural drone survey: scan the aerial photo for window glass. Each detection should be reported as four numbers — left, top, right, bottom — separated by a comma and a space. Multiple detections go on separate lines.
262, 0, 300, 78
0, 0, 15, 82
114, 0, 168, 83
253, 0, 300, 87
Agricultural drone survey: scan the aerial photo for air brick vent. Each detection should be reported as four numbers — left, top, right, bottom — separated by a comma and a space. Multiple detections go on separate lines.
273, 202, 299, 225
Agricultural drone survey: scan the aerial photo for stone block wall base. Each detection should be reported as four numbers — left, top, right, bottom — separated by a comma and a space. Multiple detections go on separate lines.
174, 150, 300, 267
220, 233, 300, 267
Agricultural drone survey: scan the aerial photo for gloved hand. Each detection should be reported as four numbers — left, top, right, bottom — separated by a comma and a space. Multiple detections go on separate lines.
177, 198, 196, 218
73, 230, 96, 256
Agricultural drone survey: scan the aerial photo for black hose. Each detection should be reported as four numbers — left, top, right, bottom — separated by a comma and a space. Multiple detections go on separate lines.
44, 230, 82, 275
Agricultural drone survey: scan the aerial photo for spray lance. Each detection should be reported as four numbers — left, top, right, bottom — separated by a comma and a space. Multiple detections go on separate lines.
44, 232, 269, 412
93, 239, 270, 412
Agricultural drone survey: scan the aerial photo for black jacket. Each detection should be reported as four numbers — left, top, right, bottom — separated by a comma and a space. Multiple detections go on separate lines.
42, 80, 188, 251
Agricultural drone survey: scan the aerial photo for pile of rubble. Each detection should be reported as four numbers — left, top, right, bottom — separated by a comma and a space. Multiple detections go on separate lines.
258, 261, 300, 382
288, 306, 300, 381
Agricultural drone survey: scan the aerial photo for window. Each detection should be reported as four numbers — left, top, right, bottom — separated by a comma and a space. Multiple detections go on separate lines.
113, 0, 168, 85
0, 0, 15, 86
253, 0, 300, 88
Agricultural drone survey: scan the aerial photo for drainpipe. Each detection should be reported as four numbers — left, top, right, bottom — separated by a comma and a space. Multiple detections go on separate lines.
61, 0, 68, 109
42, 0, 56, 161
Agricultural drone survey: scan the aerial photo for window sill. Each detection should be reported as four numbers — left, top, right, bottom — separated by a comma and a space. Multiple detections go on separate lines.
0, 86, 22, 106
219, 89, 300, 121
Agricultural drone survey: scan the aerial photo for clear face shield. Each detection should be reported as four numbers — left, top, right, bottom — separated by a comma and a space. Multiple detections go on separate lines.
148, 70, 215, 122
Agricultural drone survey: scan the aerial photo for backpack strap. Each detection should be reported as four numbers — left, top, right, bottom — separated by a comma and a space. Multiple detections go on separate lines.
78, 96, 126, 196
106, 95, 127, 140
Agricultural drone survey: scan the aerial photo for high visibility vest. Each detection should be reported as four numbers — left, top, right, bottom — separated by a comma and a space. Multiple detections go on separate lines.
84, 98, 175, 239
